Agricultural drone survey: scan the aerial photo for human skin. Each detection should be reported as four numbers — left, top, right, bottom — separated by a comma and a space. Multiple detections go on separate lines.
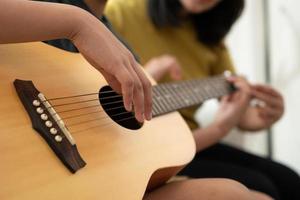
0, 0, 152, 122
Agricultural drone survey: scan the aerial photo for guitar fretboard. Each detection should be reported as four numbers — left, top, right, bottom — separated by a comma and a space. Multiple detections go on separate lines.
152, 76, 234, 117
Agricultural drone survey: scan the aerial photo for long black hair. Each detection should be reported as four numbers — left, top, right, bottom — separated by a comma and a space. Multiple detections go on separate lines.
148, 0, 245, 46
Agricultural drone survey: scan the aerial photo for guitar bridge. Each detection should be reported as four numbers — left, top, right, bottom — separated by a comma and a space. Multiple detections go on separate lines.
14, 79, 86, 173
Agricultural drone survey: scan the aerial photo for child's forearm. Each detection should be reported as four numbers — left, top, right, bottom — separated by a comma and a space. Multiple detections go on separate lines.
0, 0, 153, 122
0, 0, 88, 43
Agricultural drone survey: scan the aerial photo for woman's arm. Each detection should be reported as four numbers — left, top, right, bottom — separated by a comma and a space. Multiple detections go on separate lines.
238, 84, 284, 132
0, 0, 152, 122
193, 77, 252, 152
144, 55, 182, 81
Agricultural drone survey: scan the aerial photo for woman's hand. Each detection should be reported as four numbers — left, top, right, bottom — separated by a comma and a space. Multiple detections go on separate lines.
144, 54, 182, 81
238, 84, 284, 131
192, 76, 252, 152
213, 76, 252, 134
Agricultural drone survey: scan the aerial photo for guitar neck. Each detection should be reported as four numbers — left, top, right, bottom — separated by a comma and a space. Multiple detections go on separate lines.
152, 75, 235, 117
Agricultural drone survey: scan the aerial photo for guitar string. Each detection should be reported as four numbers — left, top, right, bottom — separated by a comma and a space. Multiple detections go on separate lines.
56, 104, 103, 114
54, 100, 123, 112
55, 105, 127, 124
70, 115, 137, 134
56, 104, 136, 132
66, 111, 133, 127
64, 98, 229, 133
49, 81, 223, 112
45, 90, 122, 102
45, 77, 229, 130
48, 96, 138, 129
59, 110, 132, 122
52, 96, 160, 122
66, 88, 227, 133
45, 78, 228, 116
28, 76, 226, 138
52, 82, 229, 124
59, 92, 208, 128
50, 94, 122, 108
57, 110, 106, 121
48, 91, 160, 117
70, 121, 113, 134
44, 76, 227, 102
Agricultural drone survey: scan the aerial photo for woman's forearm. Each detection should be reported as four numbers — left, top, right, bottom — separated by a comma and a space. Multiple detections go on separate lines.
0, 0, 89, 43
193, 123, 230, 152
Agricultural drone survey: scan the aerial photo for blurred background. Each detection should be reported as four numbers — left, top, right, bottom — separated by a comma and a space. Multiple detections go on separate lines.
196, 0, 300, 173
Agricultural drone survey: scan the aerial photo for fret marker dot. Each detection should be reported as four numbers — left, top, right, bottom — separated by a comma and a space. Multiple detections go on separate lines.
224, 70, 232, 78
184, 99, 190, 104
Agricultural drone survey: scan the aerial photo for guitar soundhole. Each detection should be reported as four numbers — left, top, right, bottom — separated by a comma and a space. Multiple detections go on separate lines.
99, 86, 143, 130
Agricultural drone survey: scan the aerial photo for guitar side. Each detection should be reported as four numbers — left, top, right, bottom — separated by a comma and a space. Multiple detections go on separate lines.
0, 42, 195, 200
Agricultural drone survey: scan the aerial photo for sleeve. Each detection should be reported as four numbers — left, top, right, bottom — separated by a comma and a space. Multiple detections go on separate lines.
104, 0, 126, 35
210, 43, 236, 75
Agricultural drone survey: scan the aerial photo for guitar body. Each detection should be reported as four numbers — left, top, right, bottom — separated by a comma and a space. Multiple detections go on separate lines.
0, 42, 195, 200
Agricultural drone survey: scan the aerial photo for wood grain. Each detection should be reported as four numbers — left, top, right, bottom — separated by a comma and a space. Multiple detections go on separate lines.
0, 42, 195, 200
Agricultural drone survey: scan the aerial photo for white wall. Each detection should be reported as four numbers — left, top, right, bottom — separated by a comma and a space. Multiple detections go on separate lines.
269, 0, 300, 173
196, 0, 268, 156
226, 0, 268, 156
197, 1, 300, 170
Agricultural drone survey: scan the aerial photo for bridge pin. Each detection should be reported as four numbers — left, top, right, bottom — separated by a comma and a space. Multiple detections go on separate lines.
36, 107, 44, 114
55, 135, 63, 143
45, 121, 53, 128
32, 100, 41, 107
41, 114, 48, 121
50, 128, 58, 135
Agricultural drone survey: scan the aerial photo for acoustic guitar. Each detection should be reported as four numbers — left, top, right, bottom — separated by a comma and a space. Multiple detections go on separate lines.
0, 42, 234, 200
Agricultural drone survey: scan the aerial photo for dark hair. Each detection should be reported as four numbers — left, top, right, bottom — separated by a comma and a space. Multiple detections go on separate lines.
147, 0, 245, 46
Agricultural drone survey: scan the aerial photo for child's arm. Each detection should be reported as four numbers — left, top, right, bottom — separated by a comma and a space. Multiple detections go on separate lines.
0, 0, 152, 122
0, 0, 83, 43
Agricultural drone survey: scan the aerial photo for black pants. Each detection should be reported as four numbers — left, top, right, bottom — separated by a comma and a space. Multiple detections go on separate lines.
179, 143, 300, 200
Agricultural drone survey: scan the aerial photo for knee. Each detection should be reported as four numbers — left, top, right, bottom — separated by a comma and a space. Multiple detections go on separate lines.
214, 179, 253, 200
213, 179, 275, 200
191, 178, 253, 200
250, 190, 274, 200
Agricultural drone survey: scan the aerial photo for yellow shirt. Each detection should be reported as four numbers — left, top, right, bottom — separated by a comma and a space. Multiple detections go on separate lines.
105, 0, 235, 129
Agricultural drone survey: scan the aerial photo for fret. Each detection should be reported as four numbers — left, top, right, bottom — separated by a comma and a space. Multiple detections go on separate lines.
189, 79, 205, 102
173, 83, 187, 108
152, 89, 164, 115
211, 78, 222, 97
167, 83, 186, 109
152, 75, 234, 116
205, 78, 219, 98
185, 80, 203, 104
215, 77, 230, 97
196, 79, 211, 100
152, 91, 166, 116
215, 81, 225, 96
152, 98, 160, 116
180, 81, 198, 106
160, 84, 178, 111
155, 85, 172, 113
169, 83, 187, 110
163, 84, 180, 110
179, 82, 196, 108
